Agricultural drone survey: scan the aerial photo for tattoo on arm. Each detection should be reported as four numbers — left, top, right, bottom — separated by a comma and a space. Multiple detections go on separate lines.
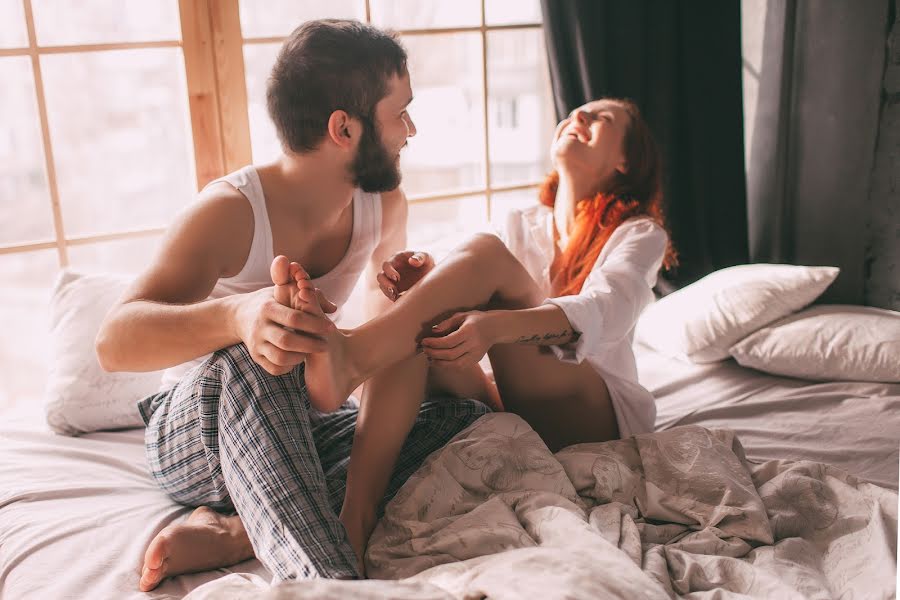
513, 329, 581, 345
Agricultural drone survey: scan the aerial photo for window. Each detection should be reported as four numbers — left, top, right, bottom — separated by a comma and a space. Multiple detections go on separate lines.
0, 0, 554, 411
0, 0, 189, 411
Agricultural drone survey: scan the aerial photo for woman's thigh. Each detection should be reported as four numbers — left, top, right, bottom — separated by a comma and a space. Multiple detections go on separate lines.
423, 237, 619, 449
487, 344, 619, 452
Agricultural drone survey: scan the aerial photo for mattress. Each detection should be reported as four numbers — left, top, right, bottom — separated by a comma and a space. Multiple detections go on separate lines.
1, 343, 898, 599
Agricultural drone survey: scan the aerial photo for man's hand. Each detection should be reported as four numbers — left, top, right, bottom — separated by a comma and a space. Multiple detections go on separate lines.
231, 286, 337, 376
376, 250, 435, 301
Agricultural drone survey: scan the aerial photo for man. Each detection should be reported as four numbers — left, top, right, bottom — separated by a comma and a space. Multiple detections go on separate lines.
96, 19, 489, 591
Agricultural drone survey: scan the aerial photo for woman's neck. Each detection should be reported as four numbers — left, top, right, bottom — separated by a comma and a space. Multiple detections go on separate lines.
553, 171, 603, 249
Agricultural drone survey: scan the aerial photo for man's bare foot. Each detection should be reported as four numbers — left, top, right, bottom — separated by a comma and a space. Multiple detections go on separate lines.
269, 255, 358, 412
139, 507, 254, 592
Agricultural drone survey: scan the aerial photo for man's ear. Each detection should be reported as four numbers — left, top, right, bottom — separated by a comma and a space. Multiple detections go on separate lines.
615, 159, 628, 176
326, 110, 359, 149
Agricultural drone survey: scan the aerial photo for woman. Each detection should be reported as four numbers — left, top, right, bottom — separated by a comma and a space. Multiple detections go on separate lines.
299, 96, 678, 452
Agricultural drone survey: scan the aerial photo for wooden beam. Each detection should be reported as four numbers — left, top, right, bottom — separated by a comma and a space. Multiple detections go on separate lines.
209, 0, 252, 169
179, 0, 226, 190
22, 0, 68, 266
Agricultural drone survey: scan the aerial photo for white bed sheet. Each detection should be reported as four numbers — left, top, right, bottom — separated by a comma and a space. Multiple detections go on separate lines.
636, 340, 900, 490
0, 405, 270, 600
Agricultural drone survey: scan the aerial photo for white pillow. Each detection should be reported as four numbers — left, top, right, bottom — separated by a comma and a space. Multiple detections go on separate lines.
635, 264, 839, 363
729, 305, 900, 382
45, 270, 164, 435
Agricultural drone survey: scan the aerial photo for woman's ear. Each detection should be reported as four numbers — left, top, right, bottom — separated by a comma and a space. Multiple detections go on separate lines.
615, 160, 628, 176
326, 110, 359, 149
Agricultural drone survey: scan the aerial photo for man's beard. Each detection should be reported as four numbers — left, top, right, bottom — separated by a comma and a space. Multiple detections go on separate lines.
349, 117, 402, 193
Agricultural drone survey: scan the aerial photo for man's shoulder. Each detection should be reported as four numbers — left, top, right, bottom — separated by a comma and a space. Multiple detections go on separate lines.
186, 181, 253, 229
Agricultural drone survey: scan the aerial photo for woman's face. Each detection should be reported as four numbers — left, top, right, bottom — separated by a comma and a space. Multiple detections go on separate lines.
551, 100, 630, 184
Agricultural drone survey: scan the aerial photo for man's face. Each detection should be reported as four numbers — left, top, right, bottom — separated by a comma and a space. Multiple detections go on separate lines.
349, 70, 416, 193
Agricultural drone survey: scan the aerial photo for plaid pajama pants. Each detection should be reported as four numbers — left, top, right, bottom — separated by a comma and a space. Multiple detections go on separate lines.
138, 342, 490, 581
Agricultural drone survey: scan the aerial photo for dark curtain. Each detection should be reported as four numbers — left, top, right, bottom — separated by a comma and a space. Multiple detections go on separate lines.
540, 0, 748, 289
747, 0, 889, 305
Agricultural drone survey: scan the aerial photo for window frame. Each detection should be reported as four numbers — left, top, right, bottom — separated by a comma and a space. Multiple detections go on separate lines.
0, 0, 546, 265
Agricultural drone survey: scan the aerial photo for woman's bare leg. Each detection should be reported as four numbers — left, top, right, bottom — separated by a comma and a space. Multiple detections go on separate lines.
339, 352, 429, 575
304, 233, 543, 408
426, 361, 503, 411
486, 345, 617, 452
305, 233, 618, 449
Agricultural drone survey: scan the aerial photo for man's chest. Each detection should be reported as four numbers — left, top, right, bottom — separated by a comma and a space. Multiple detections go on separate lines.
270, 208, 354, 279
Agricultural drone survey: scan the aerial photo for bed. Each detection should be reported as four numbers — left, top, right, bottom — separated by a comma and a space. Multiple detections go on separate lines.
1, 337, 897, 599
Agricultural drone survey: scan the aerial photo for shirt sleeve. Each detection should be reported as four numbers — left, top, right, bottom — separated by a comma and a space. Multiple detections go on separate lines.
543, 218, 668, 364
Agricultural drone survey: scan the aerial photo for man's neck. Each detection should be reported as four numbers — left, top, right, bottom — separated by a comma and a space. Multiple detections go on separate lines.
260, 152, 356, 227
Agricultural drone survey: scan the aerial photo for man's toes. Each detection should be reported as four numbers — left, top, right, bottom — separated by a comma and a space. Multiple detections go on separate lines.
140, 533, 169, 591
144, 532, 169, 570
139, 564, 166, 592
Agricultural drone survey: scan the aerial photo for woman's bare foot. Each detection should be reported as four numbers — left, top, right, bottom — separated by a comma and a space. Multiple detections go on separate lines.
270, 255, 338, 317
339, 508, 377, 577
139, 506, 254, 592
269, 255, 359, 412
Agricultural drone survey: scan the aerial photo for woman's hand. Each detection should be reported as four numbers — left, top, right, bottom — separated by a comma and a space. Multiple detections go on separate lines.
377, 251, 435, 301
420, 310, 498, 367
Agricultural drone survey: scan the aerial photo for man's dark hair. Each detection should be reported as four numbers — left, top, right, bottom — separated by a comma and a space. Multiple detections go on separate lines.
267, 19, 407, 153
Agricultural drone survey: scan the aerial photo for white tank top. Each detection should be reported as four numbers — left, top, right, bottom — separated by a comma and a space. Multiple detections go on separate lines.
159, 165, 382, 391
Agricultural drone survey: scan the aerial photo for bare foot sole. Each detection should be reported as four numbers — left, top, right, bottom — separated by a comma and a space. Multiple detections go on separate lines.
139, 506, 254, 592
268, 256, 357, 411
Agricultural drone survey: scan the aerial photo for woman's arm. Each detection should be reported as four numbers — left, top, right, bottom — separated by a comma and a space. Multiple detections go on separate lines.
541, 219, 667, 363
422, 218, 666, 366
486, 304, 580, 346
423, 304, 578, 365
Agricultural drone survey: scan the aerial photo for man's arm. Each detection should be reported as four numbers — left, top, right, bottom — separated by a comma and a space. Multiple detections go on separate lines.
95, 184, 330, 375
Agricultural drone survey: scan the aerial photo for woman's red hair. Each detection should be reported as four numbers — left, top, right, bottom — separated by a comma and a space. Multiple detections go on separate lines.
540, 99, 678, 297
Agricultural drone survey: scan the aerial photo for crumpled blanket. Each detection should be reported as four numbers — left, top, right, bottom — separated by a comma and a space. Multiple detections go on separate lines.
186, 414, 898, 599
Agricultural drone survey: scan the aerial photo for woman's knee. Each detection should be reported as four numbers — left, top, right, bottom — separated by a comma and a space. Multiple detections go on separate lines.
459, 232, 511, 262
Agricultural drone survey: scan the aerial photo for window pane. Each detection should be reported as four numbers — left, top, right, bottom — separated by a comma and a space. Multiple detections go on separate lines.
67, 235, 164, 275
0, 0, 28, 48
243, 43, 282, 162
41, 49, 195, 237
485, 0, 542, 26
32, 0, 181, 45
401, 33, 484, 197
0, 57, 55, 245
0, 250, 58, 412
489, 187, 540, 231
370, 0, 481, 29
239, 0, 365, 39
487, 29, 555, 187
408, 196, 489, 261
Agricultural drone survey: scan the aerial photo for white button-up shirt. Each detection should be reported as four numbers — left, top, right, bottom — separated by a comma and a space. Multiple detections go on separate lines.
498, 204, 668, 437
